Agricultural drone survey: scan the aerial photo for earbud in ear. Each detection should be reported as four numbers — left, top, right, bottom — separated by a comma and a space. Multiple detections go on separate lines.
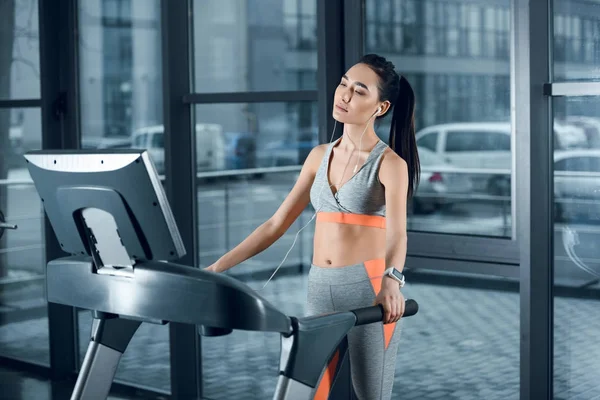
377, 106, 383, 115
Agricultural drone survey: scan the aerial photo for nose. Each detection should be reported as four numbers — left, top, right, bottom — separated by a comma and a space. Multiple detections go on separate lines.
341, 88, 351, 103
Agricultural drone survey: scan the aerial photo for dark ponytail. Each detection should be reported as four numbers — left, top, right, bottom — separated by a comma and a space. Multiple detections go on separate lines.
389, 76, 420, 199
358, 54, 420, 199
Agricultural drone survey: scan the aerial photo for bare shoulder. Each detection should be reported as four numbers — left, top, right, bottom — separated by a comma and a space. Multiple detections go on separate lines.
378, 148, 408, 187
302, 143, 329, 175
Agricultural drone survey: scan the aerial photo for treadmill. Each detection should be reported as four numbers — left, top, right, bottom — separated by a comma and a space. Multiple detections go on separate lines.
25, 149, 418, 400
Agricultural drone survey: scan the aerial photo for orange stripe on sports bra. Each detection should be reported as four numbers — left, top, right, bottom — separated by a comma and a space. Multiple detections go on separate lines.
316, 212, 386, 229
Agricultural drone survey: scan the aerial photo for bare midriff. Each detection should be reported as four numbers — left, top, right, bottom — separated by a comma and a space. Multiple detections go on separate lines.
312, 216, 386, 267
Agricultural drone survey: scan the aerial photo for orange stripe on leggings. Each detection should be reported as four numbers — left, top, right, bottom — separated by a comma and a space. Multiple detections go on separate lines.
364, 258, 396, 350
314, 349, 340, 400
316, 212, 386, 229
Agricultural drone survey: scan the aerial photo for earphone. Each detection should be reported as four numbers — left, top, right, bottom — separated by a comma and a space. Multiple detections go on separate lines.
256, 107, 383, 291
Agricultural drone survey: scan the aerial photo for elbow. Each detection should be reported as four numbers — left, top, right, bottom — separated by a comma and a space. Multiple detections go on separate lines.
264, 217, 286, 239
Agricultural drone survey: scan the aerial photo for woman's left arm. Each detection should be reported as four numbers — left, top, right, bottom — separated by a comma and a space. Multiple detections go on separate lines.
375, 151, 409, 324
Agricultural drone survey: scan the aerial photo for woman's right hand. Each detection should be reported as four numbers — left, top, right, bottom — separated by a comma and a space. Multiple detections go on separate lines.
204, 264, 220, 273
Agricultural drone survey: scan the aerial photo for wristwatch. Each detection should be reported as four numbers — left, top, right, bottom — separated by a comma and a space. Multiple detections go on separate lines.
383, 267, 405, 288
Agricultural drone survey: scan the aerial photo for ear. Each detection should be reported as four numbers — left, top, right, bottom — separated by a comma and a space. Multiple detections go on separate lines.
377, 101, 392, 116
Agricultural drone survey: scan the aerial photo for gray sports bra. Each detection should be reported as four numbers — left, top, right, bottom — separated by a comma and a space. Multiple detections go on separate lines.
309, 138, 388, 220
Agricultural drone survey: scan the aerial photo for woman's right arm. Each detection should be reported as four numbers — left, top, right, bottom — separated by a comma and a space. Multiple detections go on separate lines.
206, 144, 326, 273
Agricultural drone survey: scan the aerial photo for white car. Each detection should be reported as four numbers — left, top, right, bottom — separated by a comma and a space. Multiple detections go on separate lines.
131, 124, 226, 174
412, 147, 474, 214
554, 149, 600, 222
416, 121, 587, 194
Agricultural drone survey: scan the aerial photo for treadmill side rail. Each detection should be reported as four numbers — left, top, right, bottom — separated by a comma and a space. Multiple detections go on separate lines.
46, 256, 293, 335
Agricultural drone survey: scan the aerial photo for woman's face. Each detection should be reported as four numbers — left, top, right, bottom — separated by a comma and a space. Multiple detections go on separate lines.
332, 63, 385, 125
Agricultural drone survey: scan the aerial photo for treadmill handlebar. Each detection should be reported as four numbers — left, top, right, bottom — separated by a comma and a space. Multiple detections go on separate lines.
352, 299, 418, 326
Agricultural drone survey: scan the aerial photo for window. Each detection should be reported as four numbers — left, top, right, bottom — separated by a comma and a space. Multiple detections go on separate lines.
416, 131, 438, 152
152, 132, 164, 149
490, 131, 511, 151
0, 0, 48, 366
192, 0, 317, 93
195, 102, 318, 399
445, 131, 509, 152
555, 156, 600, 172
78, 0, 169, 392
552, 95, 600, 398
0, 0, 40, 100
445, 131, 479, 152
554, 0, 600, 79
366, 0, 513, 238
133, 132, 147, 148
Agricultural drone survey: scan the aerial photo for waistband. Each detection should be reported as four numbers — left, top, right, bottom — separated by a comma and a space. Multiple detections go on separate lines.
309, 258, 387, 285
316, 212, 386, 229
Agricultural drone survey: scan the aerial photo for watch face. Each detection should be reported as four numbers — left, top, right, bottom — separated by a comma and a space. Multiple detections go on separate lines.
392, 270, 404, 280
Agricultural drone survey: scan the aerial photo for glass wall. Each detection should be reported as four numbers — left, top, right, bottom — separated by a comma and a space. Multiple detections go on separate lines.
364, 0, 519, 397
553, 97, 600, 399
553, 0, 600, 81
77, 0, 170, 392
195, 102, 318, 277
0, 0, 48, 366
192, 0, 318, 397
552, 2, 600, 399
365, 0, 513, 238
192, 0, 317, 93
0, 0, 40, 100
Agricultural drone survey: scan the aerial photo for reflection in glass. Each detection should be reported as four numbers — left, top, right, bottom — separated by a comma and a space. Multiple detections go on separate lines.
0, 0, 40, 100
553, 0, 600, 80
195, 102, 318, 398
0, 108, 48, 364
363, 1, 519, 398
77, 0, 169, 391
79, 0, 163, 141
192, 0, 317, 92
194, 101, 317, 269
553, 97, 600, 399
366, 0, 512, 238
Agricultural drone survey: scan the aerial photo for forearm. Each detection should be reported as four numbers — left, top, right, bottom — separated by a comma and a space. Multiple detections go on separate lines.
383, 234, 407, 289
385, 234, 407, 273
213, 219, 283, 272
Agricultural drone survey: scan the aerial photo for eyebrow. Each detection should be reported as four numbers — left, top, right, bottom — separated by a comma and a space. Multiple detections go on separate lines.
342, 75, 370, 91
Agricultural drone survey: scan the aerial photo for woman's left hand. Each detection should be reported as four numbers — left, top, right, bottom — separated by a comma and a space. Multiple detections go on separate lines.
374, 280, 405, 324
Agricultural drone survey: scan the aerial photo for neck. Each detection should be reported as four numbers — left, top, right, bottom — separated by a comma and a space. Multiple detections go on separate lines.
341, 122, 379, 151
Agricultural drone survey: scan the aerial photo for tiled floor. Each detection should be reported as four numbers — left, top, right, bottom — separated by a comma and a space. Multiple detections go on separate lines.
1, 273, 600, 399
0, 365, 163, 400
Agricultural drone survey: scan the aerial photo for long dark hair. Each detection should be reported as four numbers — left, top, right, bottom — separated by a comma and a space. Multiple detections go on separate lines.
359, 54, 420, 199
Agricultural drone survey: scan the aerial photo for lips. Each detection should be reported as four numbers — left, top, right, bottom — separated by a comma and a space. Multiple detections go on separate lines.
335, 104, 348, 112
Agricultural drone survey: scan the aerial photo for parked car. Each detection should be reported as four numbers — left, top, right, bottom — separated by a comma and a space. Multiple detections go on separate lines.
566, 116, 600, 148
415, 121, 586, 195
224, 132, 257, 170
412, 147, 474, 214
130, 124, 226, 174
554, 149, 600, 222
261, 136, 318, 167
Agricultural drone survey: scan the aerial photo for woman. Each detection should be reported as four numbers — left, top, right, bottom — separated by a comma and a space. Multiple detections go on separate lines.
206, 53, 420, 400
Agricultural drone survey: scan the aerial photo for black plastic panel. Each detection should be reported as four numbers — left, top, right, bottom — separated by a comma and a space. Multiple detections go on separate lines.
46, 256, 293, 335
25, 150, 185, 261
283, 312, 356, 387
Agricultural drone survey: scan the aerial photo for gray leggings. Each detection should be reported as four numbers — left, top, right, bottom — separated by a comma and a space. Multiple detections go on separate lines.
306, 260, 403, 400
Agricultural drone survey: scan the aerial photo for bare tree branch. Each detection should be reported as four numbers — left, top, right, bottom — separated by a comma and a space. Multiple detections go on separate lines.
12, 55, 39, 78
